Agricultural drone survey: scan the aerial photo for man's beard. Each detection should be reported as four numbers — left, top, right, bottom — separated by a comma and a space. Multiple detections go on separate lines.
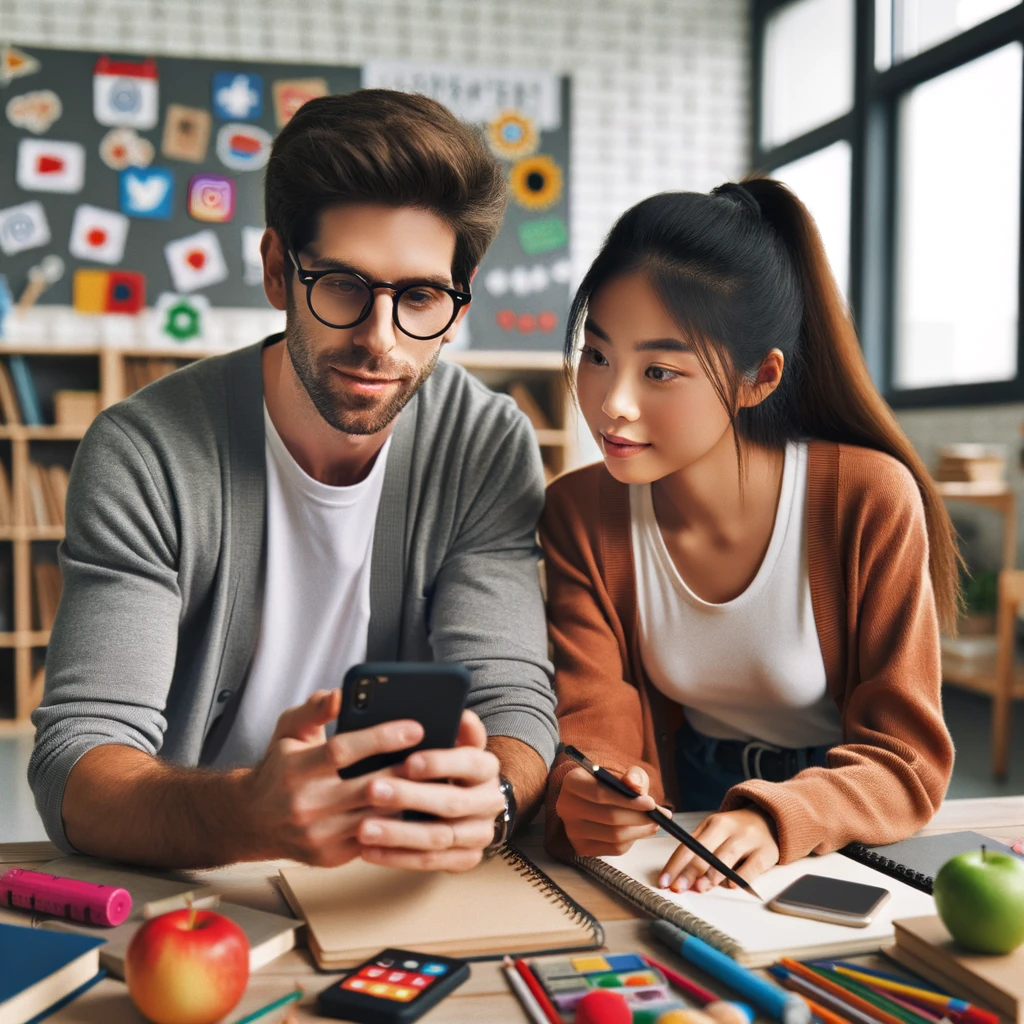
285, 308, 441, 436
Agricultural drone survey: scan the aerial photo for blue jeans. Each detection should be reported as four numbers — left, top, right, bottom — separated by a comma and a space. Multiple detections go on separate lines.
675, 717, 833, 812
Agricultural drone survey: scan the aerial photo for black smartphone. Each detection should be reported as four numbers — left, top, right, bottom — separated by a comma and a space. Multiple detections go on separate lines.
335, 661, 471, 779
316, 948, 470, 1023
767, 873, 891, 927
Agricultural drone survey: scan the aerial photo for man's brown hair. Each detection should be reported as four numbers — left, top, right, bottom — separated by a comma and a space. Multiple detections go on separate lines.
265, 89, 508, 289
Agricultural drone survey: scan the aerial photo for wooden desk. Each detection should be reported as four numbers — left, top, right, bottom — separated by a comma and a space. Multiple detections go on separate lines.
4, 796, 1024, 1023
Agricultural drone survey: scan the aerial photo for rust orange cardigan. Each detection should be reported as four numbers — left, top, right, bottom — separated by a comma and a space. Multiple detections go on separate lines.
540, 440, 954, 864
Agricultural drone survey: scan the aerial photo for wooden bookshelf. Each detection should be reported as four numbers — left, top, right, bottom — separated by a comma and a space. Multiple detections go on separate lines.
0, 343, 574, 721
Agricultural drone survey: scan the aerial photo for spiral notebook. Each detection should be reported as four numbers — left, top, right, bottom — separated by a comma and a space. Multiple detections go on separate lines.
841, 831, 1024, 894
278, 845, 603, 969
576, 836, 935, 968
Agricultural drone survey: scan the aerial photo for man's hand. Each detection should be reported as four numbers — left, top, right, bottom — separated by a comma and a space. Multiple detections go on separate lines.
244, 689, 425, 867
657, 808, 780, 892
556, 765, 660, 857
356, 709, 506, 873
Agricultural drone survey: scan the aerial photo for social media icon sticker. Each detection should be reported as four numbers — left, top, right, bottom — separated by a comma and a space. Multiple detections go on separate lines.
120, 167, 174, 220
99, 127, 154, 171
69, 204, 129, 265
188, 174, 235, 223
0, 201, 51, 256
93, 55, 159, 129
212, 72, 262, 120
164, 229, 228, 292
16, 138, 85, 193
215, 123, 272, 172
162, 104, 212, 163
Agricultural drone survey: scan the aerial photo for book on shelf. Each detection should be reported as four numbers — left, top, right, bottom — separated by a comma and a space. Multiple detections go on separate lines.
8, 356, 44, 427
0, 362, 22, 425
125, 357, 187, 396
0, 459, 11, 527
25, 462, 69, 528
33, 562, 62, 631
508, 381, 554, 431
26, 463, 48, 528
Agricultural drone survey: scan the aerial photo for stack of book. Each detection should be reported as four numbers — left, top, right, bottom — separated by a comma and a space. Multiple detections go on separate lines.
935, 444, 1007, 484
26, 462, 69, 528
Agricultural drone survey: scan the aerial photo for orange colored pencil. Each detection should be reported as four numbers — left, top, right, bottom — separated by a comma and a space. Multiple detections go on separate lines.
806, 997, 855, 1024
780, 960, 906, 1024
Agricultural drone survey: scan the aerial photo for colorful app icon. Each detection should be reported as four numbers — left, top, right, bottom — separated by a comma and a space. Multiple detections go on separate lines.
422, 963, 448, 975
164, 229, 228, 293
0, 201, 50, 256
93, 55, 159, 129
215, 123, 271, 171
212, 71, 262, 120
16, 138, 85, 193
162, 104, 212, 163
68, 204, 129, 265
73, 269, 145, 314
187, 173, 235, 223
120, 167, 174, 220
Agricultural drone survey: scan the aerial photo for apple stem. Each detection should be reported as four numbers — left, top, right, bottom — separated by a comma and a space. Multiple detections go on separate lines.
186, 893, 196, 930
982, 844, 987, 862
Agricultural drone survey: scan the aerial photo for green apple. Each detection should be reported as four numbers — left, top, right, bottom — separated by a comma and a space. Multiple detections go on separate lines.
933, 845, 1024, 954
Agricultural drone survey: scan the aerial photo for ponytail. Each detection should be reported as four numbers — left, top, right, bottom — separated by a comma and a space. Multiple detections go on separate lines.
565, 179, 963, 632
742, 178, 962, 632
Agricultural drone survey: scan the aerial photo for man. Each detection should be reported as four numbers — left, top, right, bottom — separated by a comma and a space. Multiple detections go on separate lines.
29, 90, 557, 871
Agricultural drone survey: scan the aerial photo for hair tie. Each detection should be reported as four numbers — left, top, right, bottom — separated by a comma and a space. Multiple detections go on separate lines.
713, 182, 761, 219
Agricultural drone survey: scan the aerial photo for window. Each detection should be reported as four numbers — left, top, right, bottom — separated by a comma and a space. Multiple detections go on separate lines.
772, 141, 853, 299
877, 0, 1020, 69
755, 0, 1024, 407
762, 0, 855, 147
894, 44, 1022, 389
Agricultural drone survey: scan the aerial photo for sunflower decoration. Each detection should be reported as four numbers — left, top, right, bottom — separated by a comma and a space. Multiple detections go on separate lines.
509, 155, 564, 212
487, 110, 539, 161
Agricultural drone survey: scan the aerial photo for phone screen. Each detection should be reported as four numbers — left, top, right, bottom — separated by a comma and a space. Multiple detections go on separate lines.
772, 874, 890, 916
340, 953, 452, 1004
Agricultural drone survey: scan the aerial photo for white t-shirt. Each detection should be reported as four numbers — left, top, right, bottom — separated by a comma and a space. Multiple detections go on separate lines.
631, 441, 842, 749
214, 405, 391, 768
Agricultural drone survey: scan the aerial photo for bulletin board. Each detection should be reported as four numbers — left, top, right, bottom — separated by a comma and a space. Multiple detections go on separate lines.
0, 45, 571, 350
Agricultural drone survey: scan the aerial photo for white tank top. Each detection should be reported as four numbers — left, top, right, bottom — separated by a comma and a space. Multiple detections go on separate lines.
631, 441, 842, 748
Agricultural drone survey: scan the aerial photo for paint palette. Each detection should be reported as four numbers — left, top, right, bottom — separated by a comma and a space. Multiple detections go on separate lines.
530, 952, 688, 1022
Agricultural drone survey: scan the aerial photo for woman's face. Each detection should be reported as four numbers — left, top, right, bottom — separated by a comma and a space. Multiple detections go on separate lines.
576, 271, 735, 486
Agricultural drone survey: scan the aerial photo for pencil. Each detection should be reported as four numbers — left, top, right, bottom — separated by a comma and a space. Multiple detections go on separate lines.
805, 966, 933, 1024
769, 965, 877, 1024
503, 957, 549, 1024
806, 996, 856, 1024
514, 958, 562, 1024
780, 960, 906, 1024
641, 952, 718, 1004
230, 987, 303, 1024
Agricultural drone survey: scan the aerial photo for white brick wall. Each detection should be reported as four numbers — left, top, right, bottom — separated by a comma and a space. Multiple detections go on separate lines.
0, 0, 751, 281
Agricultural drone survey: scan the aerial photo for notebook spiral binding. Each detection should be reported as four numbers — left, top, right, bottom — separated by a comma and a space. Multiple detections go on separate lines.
574, 855, 741, 959
463, 844, 606, 961
840, 843, 934, 894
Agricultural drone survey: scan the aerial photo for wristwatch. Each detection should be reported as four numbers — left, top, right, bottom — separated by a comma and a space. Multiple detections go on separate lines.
487, 774, 517, 854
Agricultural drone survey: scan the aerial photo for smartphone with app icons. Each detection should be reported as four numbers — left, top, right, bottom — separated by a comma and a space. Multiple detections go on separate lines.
316, 948, 470, 1023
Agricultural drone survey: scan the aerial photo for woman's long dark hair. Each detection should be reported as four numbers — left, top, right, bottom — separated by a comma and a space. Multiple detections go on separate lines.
566, 178, 962, 632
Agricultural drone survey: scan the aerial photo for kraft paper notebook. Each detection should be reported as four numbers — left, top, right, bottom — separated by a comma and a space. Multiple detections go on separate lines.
576, 835, 936, 968
278, 845, 603, 969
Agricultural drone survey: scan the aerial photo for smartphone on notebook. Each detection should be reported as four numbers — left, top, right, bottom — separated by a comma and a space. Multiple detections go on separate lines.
767, 874, 891, 927
335, 661, 470, 779
316, 948, 470, 1023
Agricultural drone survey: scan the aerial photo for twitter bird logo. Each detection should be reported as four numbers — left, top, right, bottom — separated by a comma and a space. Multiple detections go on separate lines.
120, 167, 174, 220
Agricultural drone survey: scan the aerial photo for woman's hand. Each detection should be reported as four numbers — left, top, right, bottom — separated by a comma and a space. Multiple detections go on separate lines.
556, 765, 660, 857
658, 808, 780, 892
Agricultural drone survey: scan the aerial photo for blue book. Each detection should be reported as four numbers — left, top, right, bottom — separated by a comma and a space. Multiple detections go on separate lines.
0, 922, 106, 1023
7, 356, 44, 426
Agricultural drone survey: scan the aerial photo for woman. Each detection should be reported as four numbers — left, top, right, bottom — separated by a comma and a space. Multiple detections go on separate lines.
542, 179, 956, 893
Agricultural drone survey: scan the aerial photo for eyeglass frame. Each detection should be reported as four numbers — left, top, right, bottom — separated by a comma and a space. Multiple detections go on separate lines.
287, 249, 472, 341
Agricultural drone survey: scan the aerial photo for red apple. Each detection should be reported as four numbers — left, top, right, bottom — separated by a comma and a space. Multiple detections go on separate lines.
125, 908, 249, 1024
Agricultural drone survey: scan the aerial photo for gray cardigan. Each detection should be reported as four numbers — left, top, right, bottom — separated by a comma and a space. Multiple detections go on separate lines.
29, 337, 558, 851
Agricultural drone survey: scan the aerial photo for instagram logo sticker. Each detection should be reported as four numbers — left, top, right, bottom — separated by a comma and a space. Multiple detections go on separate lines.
188, 174, 235, 223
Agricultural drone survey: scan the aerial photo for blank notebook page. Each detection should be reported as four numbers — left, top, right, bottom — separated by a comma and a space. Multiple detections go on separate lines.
590, 836, 936, 966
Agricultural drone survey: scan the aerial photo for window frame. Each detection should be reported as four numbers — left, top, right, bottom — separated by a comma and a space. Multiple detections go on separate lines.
752, 0, 1024, 409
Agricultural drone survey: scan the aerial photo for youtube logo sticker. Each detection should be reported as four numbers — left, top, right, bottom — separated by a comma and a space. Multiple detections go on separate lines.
69, 204, 129, 265
17, 138, 85, 193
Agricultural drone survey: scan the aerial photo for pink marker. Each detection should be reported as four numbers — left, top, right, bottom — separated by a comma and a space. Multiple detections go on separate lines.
1, 867, 132, 927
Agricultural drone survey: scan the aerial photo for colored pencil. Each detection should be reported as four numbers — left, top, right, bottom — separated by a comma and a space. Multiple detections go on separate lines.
807, 967, 935, 1024
769, 965, 877, 1024
806, 996, 858, 1024
830, 965, 999, 1024
641, 952, 718, 1004
514, 958, 562, 1024
780, 959, 907, 1024
815, 963, 949, 997
230, 988, 303, 1024
503, 958, 549, 1024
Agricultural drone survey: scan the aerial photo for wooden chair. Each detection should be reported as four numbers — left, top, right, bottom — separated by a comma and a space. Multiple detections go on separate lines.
993, 570, 1024, 778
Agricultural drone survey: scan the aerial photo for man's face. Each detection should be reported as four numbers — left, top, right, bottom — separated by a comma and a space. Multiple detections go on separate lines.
264, 203, 466, 436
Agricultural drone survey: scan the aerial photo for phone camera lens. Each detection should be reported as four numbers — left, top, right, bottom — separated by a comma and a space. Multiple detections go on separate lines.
353, 678, 373, 710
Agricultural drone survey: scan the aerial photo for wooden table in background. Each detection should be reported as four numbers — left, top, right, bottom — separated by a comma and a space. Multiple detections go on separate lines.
3, 796, 1023, 1023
